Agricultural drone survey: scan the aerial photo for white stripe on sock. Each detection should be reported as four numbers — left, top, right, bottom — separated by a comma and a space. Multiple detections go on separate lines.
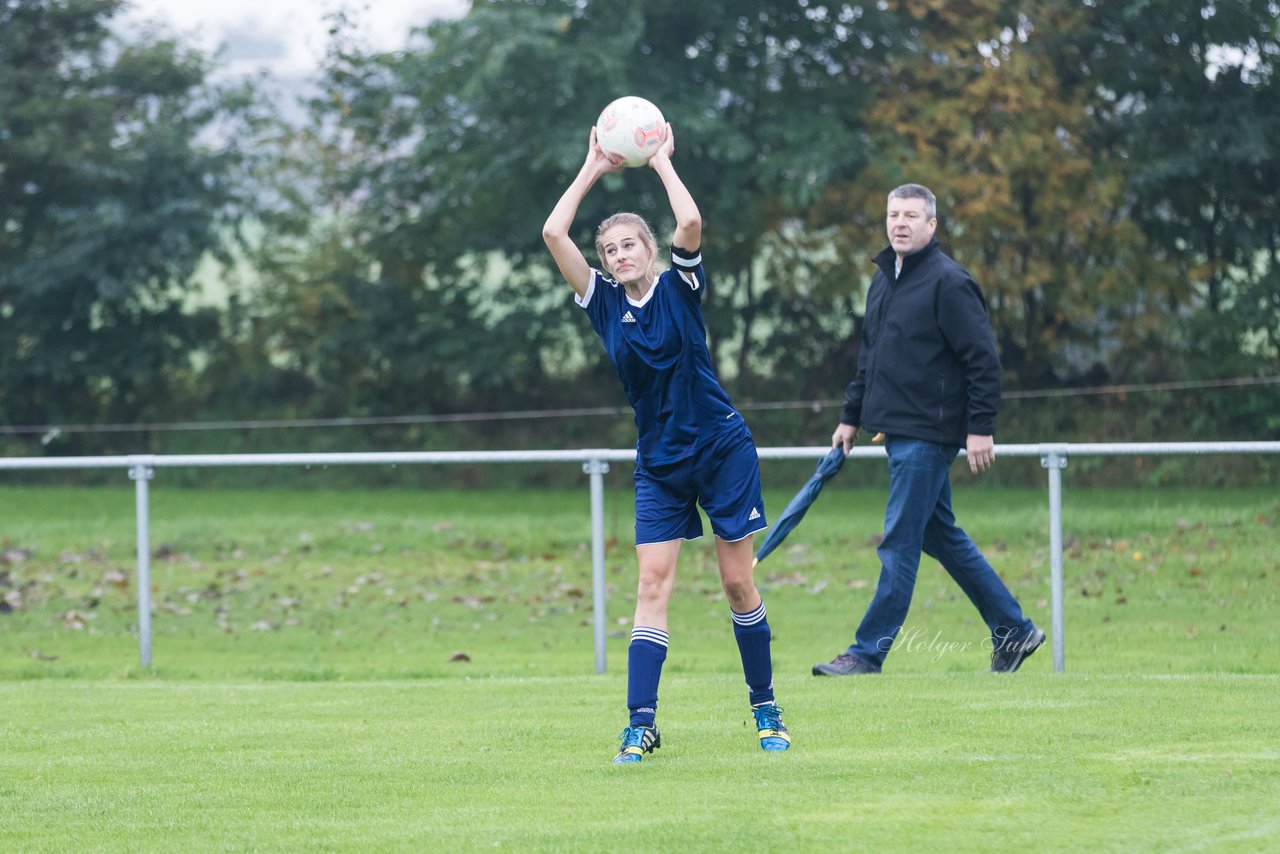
731, 602, 767, 626
631, 626, 669, 648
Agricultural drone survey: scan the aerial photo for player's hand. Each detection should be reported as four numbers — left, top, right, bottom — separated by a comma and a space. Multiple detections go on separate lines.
648, 122, 675, 167
832, 423, 859, 455
966, 434, 995, 474
587, 127, 623, 174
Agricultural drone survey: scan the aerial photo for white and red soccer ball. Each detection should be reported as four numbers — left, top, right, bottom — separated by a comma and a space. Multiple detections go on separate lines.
595, 96, 668, 168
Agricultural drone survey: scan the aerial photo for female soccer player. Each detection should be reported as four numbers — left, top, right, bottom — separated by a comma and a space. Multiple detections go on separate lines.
542, 123, 789, 763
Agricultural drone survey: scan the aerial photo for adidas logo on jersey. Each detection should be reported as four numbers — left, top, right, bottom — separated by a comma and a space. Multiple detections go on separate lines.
748, 507, 761, 521
621, 311, 636, 323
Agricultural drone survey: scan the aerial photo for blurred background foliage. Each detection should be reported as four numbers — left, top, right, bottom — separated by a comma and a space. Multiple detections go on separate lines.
2, 0, 1277, 486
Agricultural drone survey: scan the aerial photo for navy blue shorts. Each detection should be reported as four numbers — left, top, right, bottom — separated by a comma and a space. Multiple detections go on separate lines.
633, 427, 768, 546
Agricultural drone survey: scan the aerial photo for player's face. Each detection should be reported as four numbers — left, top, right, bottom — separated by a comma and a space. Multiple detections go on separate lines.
886, 196, 937, 258
600, 225, 652, 285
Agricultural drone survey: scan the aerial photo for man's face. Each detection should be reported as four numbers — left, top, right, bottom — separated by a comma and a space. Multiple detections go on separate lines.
886, 196, 937, 258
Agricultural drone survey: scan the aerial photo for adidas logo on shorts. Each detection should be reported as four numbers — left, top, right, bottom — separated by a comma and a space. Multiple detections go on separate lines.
748, 507, 761, 521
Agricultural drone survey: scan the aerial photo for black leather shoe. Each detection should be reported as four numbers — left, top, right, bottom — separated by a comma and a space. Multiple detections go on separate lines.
990, 626, 1045, 673
812, 652, 879, 676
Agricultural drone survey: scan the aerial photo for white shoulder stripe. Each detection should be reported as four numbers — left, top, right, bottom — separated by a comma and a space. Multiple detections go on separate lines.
678, 270, 701, 291
574, 270, 602, 308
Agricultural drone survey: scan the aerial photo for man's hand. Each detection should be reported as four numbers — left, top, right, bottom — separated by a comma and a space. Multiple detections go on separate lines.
832, 423, 859, 455
966, 434, 995, 474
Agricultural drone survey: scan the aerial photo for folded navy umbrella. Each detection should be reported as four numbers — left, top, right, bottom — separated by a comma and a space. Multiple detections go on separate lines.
753, 446, 847, 567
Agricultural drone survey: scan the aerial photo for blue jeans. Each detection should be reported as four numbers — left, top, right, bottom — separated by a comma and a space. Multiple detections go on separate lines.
848, 436, 1034, 668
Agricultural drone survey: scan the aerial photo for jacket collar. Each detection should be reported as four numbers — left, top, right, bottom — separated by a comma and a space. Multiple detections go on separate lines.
873, 237, 940, 281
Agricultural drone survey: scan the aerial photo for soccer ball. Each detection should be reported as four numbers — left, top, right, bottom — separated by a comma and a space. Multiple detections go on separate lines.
595, 96, 668, 168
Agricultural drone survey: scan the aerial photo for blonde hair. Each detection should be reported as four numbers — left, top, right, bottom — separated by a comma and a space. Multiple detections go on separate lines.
594, 212, 660, 281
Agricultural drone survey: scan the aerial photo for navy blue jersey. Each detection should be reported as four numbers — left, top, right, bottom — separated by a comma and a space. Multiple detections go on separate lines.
576, 246, 743, 466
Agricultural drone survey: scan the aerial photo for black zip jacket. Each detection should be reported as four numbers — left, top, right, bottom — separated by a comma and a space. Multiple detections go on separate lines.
839, 237, 1000, 447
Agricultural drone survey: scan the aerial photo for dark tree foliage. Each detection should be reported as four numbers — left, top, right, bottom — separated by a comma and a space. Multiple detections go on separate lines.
0, 0, 260, 441
1077, 0, 1280, 378
4, 0, 1277, 465
252, 0, 898, 424
247, 0, 1279, 454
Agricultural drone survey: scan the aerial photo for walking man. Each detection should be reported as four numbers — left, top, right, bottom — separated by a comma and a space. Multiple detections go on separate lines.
813, 183, 1044, 676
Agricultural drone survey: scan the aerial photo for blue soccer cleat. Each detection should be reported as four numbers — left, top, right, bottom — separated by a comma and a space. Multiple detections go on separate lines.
752, 703, 791, 751
613, 725, 661, 764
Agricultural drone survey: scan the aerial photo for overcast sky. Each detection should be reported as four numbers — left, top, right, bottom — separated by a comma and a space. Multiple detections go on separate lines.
118, 0, 468, 84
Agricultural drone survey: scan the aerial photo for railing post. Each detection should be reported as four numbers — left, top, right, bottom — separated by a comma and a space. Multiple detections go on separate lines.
1040, 445, 1068, 672
128, 461, 155, 668
583, 457, 611, 674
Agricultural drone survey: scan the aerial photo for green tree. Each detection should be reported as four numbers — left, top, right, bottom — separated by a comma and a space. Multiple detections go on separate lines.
1079, 0, 1280, 378
253, 0, 896, 425
246, 0, 1277, 452
0, 0, 260, 439
827, 0, 1168, 389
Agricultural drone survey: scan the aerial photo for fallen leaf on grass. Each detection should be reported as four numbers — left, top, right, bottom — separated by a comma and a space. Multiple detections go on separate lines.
1, 547, 33, 565
62, 610, 95, 630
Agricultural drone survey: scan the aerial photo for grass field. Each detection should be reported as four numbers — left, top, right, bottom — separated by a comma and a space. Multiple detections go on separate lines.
2, 482, 1278, 851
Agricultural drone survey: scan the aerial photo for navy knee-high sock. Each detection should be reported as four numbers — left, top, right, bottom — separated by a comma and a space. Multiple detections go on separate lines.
732, 601, 775, 707
627, 627, 668, 728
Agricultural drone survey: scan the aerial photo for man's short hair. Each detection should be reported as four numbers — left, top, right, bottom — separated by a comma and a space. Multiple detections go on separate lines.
888, 184, 937, 220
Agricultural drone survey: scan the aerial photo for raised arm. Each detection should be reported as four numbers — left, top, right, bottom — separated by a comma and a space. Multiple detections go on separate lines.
647, 124, 701, 252
542, 128, 620, 298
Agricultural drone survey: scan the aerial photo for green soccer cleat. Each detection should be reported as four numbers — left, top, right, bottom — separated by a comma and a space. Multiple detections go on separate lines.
613, 725, 661, 764
752, 703, 791, 751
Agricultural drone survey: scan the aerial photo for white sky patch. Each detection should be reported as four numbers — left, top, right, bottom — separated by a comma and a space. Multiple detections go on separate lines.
117, 0, 468, 81
1205, 43, 1265, 82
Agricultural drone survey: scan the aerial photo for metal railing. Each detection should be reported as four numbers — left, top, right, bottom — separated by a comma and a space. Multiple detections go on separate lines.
3, 441, 1277, 674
